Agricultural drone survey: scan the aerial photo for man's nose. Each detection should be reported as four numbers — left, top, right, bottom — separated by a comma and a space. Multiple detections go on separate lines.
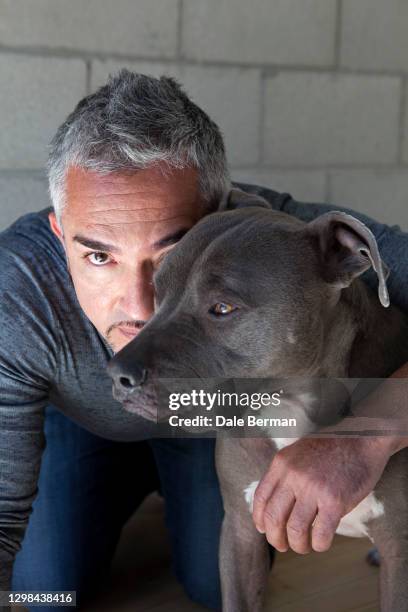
119, 267, 154, 321
107, 358, 148, 399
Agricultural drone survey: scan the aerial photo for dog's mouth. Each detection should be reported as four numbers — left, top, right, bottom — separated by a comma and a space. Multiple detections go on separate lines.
113, 381, 162, 421
120, 390, 182, 425
121, 400, 160, 421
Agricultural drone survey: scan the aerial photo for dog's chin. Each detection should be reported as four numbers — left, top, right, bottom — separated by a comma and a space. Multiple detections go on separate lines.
122, 400, 159, 421
115, 384, 161, 421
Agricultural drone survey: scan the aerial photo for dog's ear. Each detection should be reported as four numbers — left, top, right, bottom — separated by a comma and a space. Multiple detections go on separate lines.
217, 187, 271, 211
306, 211, 390, 307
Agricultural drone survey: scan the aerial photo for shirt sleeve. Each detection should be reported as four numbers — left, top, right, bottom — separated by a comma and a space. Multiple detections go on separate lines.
0, 246, 58, 589
233, 182, 408, 314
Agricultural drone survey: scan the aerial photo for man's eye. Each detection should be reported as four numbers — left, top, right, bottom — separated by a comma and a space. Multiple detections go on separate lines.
209, 302, 238, 316
85, 252, 112, 266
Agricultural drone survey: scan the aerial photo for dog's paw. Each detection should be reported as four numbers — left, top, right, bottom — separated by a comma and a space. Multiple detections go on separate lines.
243, 480, 260, 513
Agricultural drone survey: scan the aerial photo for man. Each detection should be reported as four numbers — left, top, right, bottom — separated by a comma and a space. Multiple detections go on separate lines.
0, 69, 407, 610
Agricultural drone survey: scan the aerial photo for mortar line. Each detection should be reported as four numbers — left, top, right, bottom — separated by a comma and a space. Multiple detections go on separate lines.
0, 44, 407, 79
177, 0, 184, 59
397, 76, 407, 163
334, 0, 343, 70
85, 58, 92, 94
258, 70, 266, 165
324, 171, 331, 203
0, 169, 47, 178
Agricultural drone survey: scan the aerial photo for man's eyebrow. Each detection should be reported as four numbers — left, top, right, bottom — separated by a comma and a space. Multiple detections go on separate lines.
72, 235, 121, 253
72, 227, 191, 253
152, 227, 190, 249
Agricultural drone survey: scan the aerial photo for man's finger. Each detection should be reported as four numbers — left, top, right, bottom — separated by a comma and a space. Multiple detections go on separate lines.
311, 506, 341, 552
263, 488, 296, 552
252, 464, 280, 532
286, 500, 318, 554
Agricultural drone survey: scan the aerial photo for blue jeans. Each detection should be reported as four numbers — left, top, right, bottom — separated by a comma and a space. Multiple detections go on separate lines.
12, 405, 224, 610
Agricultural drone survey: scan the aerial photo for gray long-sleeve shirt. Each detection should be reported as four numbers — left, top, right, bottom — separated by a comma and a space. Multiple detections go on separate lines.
1, 183, 408, 588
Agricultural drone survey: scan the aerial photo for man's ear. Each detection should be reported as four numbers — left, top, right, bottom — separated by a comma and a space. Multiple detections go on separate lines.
306, 211, 390, 308
48, 212, 65, 250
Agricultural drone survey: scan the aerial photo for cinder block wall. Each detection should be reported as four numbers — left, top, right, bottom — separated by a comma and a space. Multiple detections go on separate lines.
0, 0, 407, 230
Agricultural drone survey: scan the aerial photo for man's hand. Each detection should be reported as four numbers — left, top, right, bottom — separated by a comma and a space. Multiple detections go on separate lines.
252, 436, 396, 554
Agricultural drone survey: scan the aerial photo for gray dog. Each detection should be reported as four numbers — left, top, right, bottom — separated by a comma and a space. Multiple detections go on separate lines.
108, 189, 408, 611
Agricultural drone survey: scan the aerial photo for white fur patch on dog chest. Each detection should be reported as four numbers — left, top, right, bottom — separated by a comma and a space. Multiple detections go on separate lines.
336, 493, 384, 539
272, 437, 299, 450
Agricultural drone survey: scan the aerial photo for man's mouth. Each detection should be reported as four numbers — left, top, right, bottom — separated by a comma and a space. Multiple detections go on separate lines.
117, 326, 140, 338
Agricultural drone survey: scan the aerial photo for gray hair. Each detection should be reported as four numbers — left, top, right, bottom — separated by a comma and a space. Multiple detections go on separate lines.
47, 69, 231, 226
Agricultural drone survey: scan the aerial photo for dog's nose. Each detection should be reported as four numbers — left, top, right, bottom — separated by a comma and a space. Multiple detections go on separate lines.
107, 359, 148, 398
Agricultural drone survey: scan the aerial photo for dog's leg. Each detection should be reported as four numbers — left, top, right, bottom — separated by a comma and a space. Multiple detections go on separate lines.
368, 450, 408, 612
216, 438, 274, 612
369, 532, 408, 612
220, 507, 270, 612
379, 554, 408, 612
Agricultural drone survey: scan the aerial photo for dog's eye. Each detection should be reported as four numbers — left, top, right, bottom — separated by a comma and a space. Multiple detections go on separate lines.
209, 302, 238, 316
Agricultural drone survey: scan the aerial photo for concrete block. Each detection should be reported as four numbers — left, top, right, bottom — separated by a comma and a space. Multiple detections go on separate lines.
0, 174, 50, 231
264, 72, 400, 166
182, 0, 336, 66
0, 0, 179, 58
329, 169, 408, 230
0, 55, 86, 169
232, 169, 326, 202
341, 0, 408, 72
179, 65, 261, 166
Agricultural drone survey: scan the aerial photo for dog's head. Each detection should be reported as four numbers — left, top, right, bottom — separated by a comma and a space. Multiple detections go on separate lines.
107, 192, 389, 419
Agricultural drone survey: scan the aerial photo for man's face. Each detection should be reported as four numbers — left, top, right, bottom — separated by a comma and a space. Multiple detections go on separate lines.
49, 163, 204, 353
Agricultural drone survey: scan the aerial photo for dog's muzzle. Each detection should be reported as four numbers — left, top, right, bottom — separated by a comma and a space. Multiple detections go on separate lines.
107, 358, 148, 402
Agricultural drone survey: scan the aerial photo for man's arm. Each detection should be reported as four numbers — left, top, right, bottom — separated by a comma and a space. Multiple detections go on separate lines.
252, 363, 408, 555
230, 183, 408, 553
0, 246, 57, 588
